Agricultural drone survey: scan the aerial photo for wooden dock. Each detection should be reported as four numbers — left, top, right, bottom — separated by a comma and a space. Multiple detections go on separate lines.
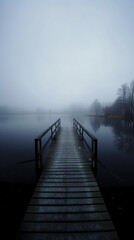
16, 124, 119, 240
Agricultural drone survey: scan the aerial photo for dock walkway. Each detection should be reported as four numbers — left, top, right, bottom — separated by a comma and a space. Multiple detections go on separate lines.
17, 126, 119, 240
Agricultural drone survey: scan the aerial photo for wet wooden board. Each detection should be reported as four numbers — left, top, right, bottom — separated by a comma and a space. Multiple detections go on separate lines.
19, 220, 114, 232
36, 182, 98, 187
16, 232, 119, 240
23, 211, 111, 222
32, 191, 102, 198
26, 204, 107, 213
29, 197, 104, 205
38, 178, 96, 182
16, 126, 119, 240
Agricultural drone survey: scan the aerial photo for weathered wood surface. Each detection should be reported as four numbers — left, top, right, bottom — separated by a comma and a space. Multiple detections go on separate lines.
16, 127, 119, 240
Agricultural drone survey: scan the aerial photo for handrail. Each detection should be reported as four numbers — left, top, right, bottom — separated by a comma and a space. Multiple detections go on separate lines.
35, 118, 61, 169
73, 118, 97, 168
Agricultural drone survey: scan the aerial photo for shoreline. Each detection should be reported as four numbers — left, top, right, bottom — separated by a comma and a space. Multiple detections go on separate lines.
88, 114, 134, 121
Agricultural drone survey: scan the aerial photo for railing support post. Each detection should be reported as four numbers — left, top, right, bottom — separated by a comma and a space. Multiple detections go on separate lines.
34, 118, 61, 171
51, 127, 53, 139
73, 118, 98, 171
81, 128, 83, 140
35, 139, 38, 169
39, 139, 42, 168
94, 139, 97, 166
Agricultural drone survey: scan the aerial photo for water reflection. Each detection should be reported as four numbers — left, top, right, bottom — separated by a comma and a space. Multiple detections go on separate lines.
104, 118, 134, 154
87, 116, 134, 187
88, 116, 104, 132
0, 113, 60, 183
1, 113, 134, 187
88, 117, 134, 154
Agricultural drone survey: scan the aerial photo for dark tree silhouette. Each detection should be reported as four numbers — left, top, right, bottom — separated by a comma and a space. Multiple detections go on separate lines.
89, 99, 103, 115
103, 80, 134, 120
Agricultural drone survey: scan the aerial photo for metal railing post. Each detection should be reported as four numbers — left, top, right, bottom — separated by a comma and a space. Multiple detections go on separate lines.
73, 118, 98, 169
51, 127, 53, 139
81, 128, 83, 139
35, 139, 38, 169
94, 139, 97, 167
39, 139, 42, 168
34, 118, 61, 170
91, 140, 94, 153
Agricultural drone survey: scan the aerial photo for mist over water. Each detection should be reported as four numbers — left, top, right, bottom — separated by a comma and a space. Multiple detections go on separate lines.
1, 0, 134, 112
0, 113, 134, 188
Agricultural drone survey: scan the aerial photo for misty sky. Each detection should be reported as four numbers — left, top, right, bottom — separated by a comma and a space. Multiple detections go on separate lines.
1, 0, 134, 111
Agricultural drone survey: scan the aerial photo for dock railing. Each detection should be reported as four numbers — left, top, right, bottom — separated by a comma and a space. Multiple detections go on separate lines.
73, 118, 97, 168
35, 118, 61, 169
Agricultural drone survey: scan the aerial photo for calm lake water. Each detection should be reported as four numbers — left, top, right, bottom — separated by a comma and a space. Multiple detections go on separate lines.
0, 113, 134, 187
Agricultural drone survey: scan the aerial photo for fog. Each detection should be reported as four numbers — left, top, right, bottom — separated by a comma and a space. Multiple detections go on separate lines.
1, 0, 134, 112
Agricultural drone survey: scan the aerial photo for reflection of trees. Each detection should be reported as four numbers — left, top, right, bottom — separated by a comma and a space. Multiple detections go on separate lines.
104, 118, 134, 154
89, 99, 103, 115
88, 117, 104, 132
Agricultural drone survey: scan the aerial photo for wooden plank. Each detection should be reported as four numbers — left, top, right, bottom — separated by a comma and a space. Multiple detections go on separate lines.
38, 178, 96, 183
34, 186, 99, 192
39, 175, 94, 179
42, 168, 92, 171
44, 164, 91, 167
44, 165, 91, 168
29, 197, 104, 205
16, 232, 119, 240
19, 220, 115, 232
42, 170, 93, 173
44, 162, 90, 165
36, 182, 97, 187
23, 211, 111, 222
39, 174, 95, 178
26, 204, 107, 213
45, 159, 90, 161
32, 191, 102, 198
44, 166, 91, 169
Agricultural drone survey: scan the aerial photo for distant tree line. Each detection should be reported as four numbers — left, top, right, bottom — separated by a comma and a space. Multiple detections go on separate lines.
89, 99, 103, 115
104, 80, 134, 120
